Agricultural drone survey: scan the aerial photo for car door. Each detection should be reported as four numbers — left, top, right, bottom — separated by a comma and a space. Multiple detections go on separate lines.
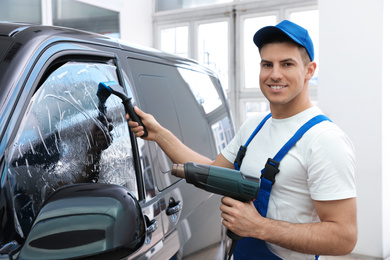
0, 42, 165, 259
125, 55, 234, 258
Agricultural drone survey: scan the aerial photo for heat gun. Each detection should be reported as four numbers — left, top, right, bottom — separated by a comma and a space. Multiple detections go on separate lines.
97, 81, 148, 137
172, 162, 259, 202
172, 162, 260, 258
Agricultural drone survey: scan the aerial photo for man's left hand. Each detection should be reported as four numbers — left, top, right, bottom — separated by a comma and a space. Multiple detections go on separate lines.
220, 196, 264, 238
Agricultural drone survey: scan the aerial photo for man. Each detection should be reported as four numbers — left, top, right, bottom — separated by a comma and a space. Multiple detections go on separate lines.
128, 20, 357, 259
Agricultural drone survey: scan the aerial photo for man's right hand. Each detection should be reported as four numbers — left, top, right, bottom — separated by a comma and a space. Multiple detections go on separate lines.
127, 106, 161, 141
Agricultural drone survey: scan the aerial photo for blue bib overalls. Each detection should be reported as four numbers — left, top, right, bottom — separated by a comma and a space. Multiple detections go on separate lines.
232, 113, 331, 260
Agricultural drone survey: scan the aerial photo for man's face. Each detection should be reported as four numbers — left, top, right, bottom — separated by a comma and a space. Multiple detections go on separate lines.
259, 42, 314, 115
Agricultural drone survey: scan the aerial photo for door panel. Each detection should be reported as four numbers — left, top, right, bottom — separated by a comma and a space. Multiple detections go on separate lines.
126, 57, 229, 257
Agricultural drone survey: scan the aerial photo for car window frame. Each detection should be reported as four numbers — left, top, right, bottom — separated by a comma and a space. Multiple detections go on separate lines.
3, 45, 145, 201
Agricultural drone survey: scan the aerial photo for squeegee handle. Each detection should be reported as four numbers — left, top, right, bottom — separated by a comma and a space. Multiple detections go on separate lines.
123, 98, 148, 138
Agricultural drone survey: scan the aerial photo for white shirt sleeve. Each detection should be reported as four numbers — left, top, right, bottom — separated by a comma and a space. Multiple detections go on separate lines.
306, 126, 357, 201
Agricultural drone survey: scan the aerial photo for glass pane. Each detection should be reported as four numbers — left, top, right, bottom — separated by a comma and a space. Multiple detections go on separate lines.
160, 26, 188, 58
244, 101, 269, 120
290, 10, 319, 86
137, 138, 158, 200
178, 68, 222, 114
52, 0, 120, 38
155, 0, 232, 12
198, 21, 228, 90
6, 61, 136, 236
243, 15, 277, 89
211, 116, 234, 153
0, 0, 41, 24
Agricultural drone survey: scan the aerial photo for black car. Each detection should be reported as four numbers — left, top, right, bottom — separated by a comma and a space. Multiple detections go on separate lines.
0, 22, 234, 259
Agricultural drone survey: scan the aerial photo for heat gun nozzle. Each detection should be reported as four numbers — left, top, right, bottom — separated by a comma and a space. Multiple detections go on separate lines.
172, 164, 185, 178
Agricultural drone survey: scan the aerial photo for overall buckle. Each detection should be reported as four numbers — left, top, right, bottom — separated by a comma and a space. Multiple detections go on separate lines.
261, 158, 280, 185
234, 145, 247, 169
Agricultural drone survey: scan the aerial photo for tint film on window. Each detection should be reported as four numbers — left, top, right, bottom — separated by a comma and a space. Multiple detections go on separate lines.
6, 61, 136, 237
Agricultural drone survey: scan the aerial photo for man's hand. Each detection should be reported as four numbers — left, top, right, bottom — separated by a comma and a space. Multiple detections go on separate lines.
220, 195, 357, 256
220, 196, 263, 238
127, 106, 161, 141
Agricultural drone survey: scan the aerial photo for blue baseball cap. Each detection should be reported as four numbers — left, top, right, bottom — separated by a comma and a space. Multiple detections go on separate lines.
253, 20, 314, 61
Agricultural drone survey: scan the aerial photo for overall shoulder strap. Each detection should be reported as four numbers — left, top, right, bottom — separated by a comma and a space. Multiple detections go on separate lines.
234, 113, 272, 170
273, 115, 332, 163
257, 114, 332, 217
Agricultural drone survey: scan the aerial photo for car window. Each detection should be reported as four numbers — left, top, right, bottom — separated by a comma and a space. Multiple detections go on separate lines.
177, 67, 222, 114
211, 116, 234, 153
175, 68, 234, 155
6, 61, 137, 237
135, 74, 181, 191
127, 58, 232, 190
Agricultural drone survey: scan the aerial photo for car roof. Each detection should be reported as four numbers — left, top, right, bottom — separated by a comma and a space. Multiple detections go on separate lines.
0, 22, 203, 66
0, 22, 218, 121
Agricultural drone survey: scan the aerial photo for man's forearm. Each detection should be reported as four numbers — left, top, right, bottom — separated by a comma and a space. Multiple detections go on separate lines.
221, 197, 357, 256
256, 216, 357, 256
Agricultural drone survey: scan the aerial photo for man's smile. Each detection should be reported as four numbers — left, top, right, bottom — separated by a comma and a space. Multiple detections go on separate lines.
268, 84, 287, 90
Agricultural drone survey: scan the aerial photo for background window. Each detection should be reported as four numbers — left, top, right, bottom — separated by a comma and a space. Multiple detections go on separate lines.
155, 2, 318, 128
160, 26, 189, 58
243, 15, 277, 89
52, 0, 120, 38
0, 0, 41, 24
211, 116, 234, 153
289, 9, 319, 86
244, 100, 270, 121
197, 21, 229, 90
155, 0, 233, 12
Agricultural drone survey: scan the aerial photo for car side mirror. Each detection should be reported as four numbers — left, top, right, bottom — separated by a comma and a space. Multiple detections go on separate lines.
16, 183, 145, 260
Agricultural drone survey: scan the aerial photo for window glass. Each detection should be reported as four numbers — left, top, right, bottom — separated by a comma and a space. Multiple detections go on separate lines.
127, 58, 227, 191
136, 138, 157, 201
243, 15, 277, 89
6, 61, 136, 236
160, 26, 188, 58
177, 68, 232, 155
0, 0, 41, 24
211, 116, 234, 153
244, 100, 269, 121
133, 72, 182, 191
155, 0, 232, 12
290, 9, 319, 86
178, 68, 222, 114
52, 0, 120, 38
198, 21, 228, 90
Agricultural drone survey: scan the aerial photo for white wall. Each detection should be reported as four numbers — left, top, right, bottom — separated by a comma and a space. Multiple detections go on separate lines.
318, 0, 389, 258
120, 0, 153, 46
76, 0, 153, 46
382, 0, 390, 258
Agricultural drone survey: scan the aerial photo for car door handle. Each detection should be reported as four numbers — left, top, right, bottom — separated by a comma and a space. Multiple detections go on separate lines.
166, 198, 182, 216
146, 218, 158, 234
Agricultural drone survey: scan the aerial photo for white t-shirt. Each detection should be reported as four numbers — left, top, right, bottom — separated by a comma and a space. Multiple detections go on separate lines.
221, 106, 356, 259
